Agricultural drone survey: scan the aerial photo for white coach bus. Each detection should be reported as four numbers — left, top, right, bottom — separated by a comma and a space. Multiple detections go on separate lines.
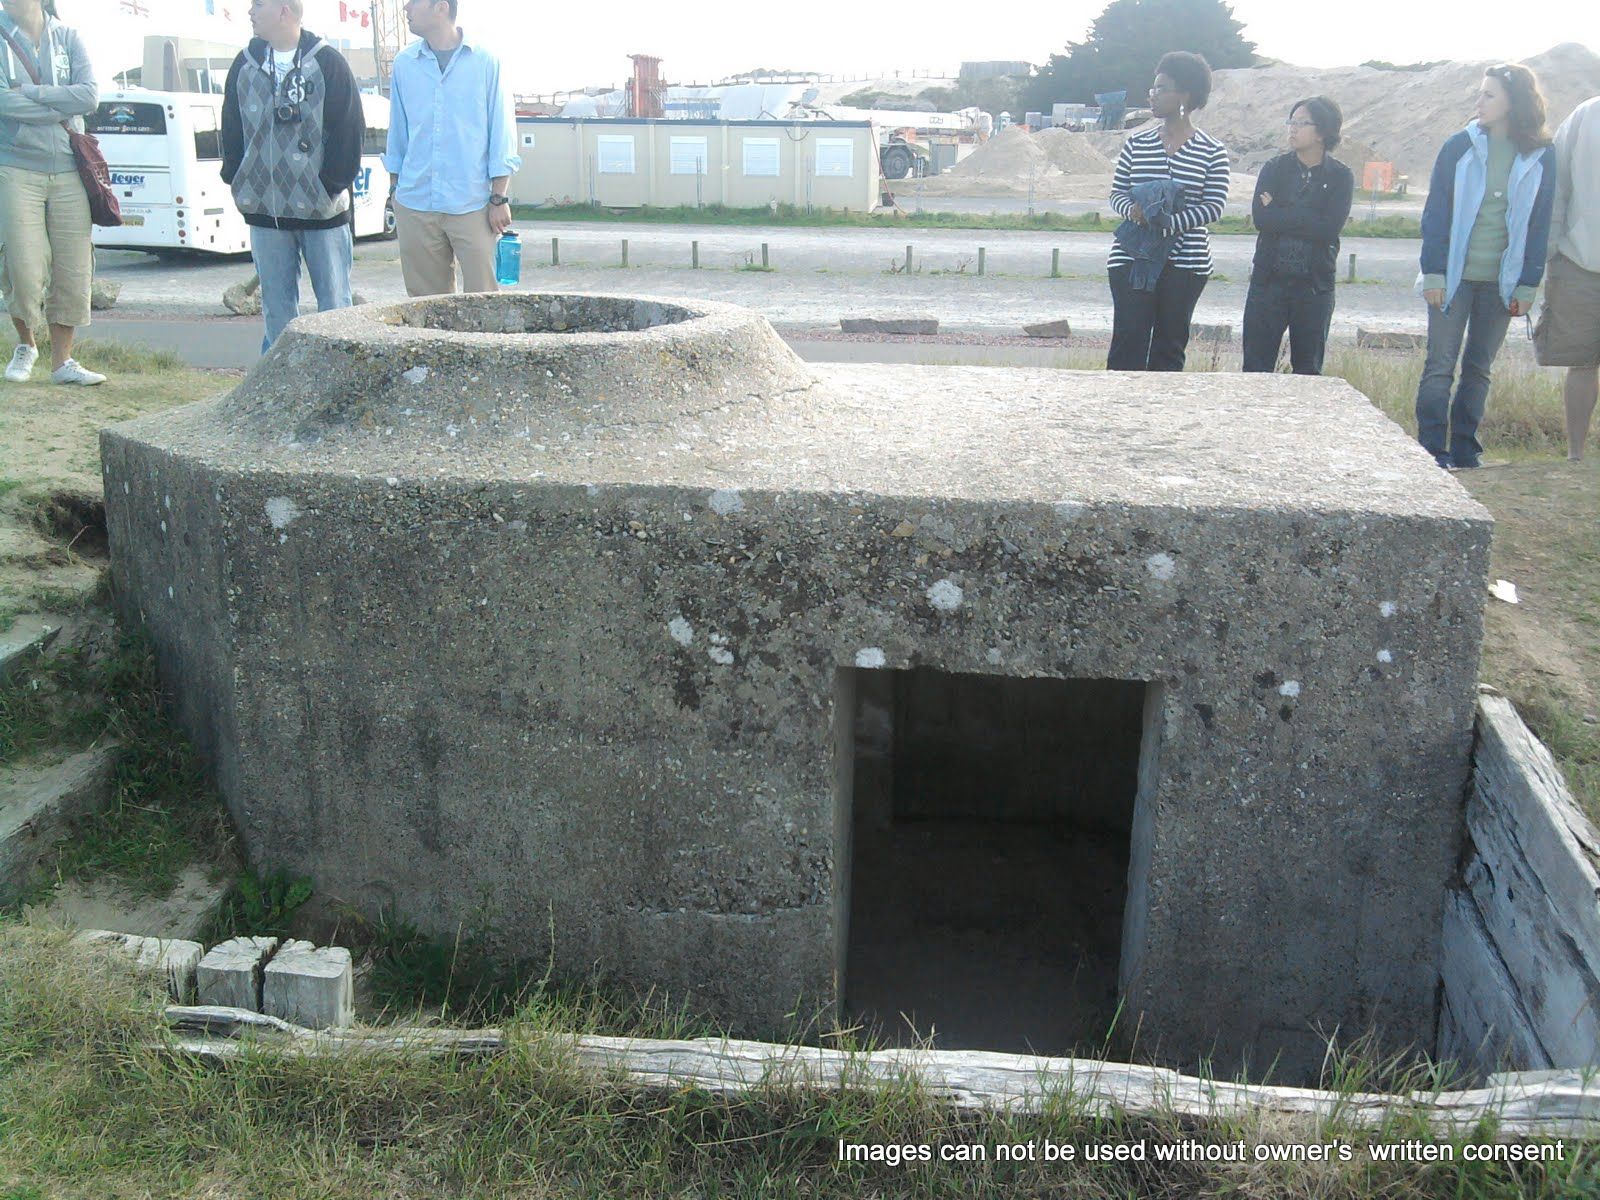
91, 89, 395, 255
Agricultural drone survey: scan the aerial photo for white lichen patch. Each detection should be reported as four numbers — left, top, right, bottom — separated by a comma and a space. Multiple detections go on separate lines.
1377, 650, 1393, 664
668, 617, 694, 647
708, 633, 735, 665
1380, 601, 1397, 618
926, 579, 964, 613
1145, 553, 1177, 581
709, 488, 744, 516
264, 497, 301, 529
402, 365, 430, 384
855, 647, 886, 669
1278, 680, 1301, 698
986, 647, 1003, 666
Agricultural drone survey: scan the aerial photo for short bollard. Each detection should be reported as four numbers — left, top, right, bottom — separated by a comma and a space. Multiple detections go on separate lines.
1347, 252, 1357, 282
978, 247, 986, 276
551, 237, 559, 266
621, 239, 629, 268
1051, 248, 1061, 278
904, 244, 913, 273
692, 240, 700, 269
761, 243, 770, 268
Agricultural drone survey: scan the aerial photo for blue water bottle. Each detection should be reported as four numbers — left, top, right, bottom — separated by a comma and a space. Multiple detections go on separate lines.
495, 231, 522, 287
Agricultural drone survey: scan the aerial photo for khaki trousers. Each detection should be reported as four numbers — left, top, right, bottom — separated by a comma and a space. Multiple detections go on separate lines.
393, 198, 498, 296
0, 165, 93, 329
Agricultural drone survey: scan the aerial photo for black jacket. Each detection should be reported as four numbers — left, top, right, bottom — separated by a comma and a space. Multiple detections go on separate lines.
220, 29, 363, 230
1249, 152, 1354, 292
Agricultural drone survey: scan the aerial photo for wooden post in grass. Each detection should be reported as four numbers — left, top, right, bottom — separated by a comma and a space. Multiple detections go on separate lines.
978, 247, 986, 276
1348, 252, 1356, 282
904, 244, 913, 273
551, 237, 559, 266
1051, 248, 1061, 278
692, 241, 700, 269
621, 239, 629, 268
761, 243, 770, 268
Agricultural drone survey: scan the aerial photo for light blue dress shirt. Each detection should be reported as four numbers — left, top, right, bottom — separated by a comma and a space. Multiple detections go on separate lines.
382, 32, 521, 216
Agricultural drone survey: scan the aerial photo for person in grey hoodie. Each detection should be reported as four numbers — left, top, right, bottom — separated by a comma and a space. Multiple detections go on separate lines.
0, 0, 105, 385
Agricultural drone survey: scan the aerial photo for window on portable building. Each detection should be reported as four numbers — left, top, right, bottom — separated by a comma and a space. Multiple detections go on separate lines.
742, 137, 780, 177
597, 134, 636, 174
670, 136, 709, 175
815, 137, 854, 177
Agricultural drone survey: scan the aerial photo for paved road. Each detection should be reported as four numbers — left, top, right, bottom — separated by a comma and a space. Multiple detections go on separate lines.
91, 215, 1432, 342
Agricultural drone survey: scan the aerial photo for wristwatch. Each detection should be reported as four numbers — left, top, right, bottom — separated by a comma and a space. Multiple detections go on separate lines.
488, 194, 510, 207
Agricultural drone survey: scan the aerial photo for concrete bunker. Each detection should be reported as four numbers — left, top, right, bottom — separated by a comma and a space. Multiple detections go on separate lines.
102, 292, 1493, 1085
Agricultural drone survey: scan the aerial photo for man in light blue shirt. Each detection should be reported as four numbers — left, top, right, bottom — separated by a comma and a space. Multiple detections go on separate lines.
383, 0, 520, 295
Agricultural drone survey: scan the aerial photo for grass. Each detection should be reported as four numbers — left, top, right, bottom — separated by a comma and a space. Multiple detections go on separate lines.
0, 335, 224, 632
0, 920, 1593, 1199
513, 201, 1423, 239
0, 627, 235, 898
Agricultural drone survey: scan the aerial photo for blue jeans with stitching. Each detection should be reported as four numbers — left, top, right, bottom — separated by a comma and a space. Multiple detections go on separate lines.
1414, 280, 1513, 468
249, 222, 354, 352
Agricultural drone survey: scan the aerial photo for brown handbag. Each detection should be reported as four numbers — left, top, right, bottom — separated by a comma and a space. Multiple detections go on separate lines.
0, 23, 122, 227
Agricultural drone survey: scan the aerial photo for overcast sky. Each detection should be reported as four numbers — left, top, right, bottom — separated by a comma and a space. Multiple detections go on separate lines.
75, 0, 1591, 94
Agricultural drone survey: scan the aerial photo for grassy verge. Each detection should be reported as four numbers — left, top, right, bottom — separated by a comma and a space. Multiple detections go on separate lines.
512, 202, 1422, 239
0, 336, 223, 632
0, 921, 1591, 1200
0, 628, 235, 899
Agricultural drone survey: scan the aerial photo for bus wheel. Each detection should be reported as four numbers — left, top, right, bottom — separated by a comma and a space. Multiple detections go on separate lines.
382, 198, 399, 240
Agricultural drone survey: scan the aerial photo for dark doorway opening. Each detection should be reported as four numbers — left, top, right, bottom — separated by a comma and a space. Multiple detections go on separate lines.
839, 667, 1148, 1055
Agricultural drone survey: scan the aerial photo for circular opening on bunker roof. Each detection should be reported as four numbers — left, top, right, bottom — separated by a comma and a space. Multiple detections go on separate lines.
375, 294, 700, 336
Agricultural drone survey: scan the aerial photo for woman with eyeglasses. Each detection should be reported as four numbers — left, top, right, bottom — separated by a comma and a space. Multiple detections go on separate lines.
1106, 51, 1231, 371
0, 0, 105, 385
1415, 63, 1557, 470
1242, 97, 1354, 374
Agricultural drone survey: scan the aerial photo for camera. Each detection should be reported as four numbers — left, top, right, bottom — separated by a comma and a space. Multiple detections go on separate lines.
274, 101, 303, 123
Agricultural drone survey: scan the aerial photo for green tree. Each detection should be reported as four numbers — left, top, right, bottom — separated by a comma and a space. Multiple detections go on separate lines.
1022, 0, 1257, 114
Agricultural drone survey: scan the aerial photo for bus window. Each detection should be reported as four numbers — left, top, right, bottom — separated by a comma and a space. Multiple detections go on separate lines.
191, 107, 221, 160
363, 125, 387, 156
89, 102, 168, 136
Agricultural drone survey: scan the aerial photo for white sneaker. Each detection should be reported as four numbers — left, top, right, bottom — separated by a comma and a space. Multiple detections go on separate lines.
4, 344, 38, 382
51, 359, 106, 386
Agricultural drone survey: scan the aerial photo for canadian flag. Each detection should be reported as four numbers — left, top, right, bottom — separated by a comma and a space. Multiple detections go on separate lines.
339, 1, 371, 27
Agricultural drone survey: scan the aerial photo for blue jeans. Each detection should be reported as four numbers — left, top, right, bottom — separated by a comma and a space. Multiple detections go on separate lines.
249, 223, 354, 352
1414, 280, 1513, 468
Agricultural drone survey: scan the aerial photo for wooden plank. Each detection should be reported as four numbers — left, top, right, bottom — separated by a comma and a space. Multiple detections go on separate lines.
1438, 889, 1552, 1076
1473, 695, 1600, 957
160, 1006, 1600, 1139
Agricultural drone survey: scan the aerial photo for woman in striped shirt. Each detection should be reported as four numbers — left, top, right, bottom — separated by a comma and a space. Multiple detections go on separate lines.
1106, 52, 1232, 371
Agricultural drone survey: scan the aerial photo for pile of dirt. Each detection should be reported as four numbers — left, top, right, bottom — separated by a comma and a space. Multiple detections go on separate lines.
925, 42, 1598, 198
1035, 126, 1115, 173
1193, 42, 1600, 182
950, 127, 1054, 179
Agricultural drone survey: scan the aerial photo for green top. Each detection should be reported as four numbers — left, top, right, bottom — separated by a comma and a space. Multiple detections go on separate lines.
1422, 131, 1537, 306
1463, 134, 1514, 283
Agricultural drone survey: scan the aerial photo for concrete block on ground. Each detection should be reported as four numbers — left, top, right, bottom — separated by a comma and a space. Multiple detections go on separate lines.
223, 276, 262, 316
840, 315, 939, 335
197, 936, 281, 1011
90, 279, 121, 311
0, 615, 61, 682
77, 930, 204, 1001
1022, 319, 1071, 338
1357, 329, 1428, 351
0, 744, 119, 906
263, 940, 354, 1029
1189, 322, 1233, 343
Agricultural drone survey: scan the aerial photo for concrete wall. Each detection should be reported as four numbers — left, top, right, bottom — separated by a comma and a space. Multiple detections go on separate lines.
514, 118, 880, 211
1438, 690, 1600, 1080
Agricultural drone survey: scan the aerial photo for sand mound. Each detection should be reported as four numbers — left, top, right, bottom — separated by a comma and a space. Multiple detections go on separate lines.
1199, 42, 1600, 182
1035, 126, 1114, 173
951, 127, 1054, 179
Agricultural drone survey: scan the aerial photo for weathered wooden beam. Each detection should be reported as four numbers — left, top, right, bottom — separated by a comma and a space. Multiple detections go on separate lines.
160, 1007, 1600, 1139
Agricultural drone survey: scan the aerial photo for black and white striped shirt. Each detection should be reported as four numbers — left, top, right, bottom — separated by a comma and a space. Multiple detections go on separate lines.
1107, 126, 1231, 275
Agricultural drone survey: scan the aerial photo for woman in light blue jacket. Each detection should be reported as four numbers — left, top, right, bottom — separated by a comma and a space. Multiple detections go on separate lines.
1415, 63, 1556, 469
